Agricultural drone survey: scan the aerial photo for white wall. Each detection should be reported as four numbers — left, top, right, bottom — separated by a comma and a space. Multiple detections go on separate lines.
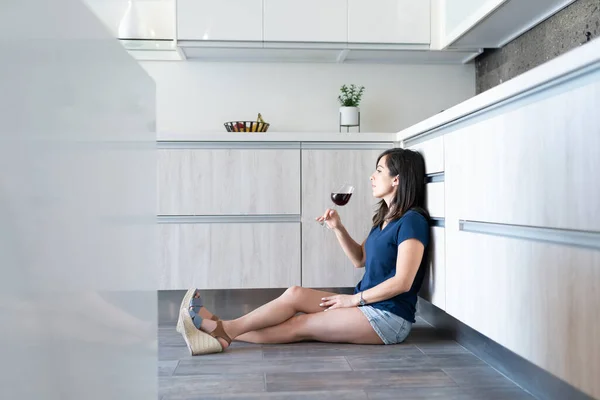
141, 61, 475, 133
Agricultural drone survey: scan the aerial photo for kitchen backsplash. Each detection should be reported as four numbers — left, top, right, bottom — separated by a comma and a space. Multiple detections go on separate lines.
142, 61, 475, 133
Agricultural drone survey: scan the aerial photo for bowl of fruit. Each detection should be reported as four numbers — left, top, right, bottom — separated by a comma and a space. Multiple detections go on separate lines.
224, 113, 270, 132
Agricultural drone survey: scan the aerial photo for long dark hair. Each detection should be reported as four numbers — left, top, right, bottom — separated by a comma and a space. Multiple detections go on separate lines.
372, 148, 429, 227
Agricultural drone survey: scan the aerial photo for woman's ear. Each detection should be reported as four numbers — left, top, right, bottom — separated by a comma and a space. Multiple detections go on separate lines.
392, 175, 400, 187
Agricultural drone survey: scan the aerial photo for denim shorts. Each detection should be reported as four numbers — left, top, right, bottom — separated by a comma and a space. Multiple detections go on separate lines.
358, 305, 412, 345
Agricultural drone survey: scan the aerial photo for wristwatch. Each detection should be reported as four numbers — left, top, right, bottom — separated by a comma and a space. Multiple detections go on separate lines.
358, 292, 366, 307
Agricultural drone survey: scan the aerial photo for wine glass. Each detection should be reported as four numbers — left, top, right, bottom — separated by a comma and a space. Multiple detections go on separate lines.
320, 183, 355, 229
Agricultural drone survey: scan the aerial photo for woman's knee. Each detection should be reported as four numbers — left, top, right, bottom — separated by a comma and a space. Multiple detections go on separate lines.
282, 285, 304, 302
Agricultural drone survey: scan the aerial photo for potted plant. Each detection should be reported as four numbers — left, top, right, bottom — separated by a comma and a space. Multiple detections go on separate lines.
338, 84, 365, 127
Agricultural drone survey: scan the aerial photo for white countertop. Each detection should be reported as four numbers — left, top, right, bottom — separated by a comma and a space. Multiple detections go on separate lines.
156, 132, 397, 143
396, 37, 600, 142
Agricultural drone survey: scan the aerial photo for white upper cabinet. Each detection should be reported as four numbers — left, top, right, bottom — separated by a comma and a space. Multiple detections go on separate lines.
175, 0, 436, 46
84, 0, 175, 40
263, 0, 348, 43
348, 0, 431, 44
440, 0, 576, 49
177, 0, 263, 41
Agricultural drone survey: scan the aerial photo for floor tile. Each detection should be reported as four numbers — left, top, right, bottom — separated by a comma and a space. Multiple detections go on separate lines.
176, 390, 368, 400
443, 366, 520, 388
159, 360, 179, 377
175, 356, 351, 375
262, 342, 422, 359
265, 370, 455, 392
159, 374, 265, 399
367, 386, 534, 399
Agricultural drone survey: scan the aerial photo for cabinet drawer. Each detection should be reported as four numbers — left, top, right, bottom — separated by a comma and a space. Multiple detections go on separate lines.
420, 226, 445, 310
445, 228, 600, 396
408, 136, 444, 174
444, 80, 600, 232
158, 149, 301, 215
159, 222, 301, 289
426, 182, 444, 218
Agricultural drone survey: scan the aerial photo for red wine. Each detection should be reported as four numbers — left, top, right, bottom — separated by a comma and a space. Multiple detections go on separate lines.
331, 192, 352, 206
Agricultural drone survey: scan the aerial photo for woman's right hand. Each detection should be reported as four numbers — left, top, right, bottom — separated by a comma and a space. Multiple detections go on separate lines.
315, 208, 342, 230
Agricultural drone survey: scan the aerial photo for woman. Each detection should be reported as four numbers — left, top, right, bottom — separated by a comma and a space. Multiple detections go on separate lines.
178, 148, 430, 355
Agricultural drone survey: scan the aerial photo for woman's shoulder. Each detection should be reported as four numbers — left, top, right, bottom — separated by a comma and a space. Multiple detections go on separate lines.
400, 209, 429, 225
386, 209, 428, 229
369, 209, 429, 234
394, 209, 430, 246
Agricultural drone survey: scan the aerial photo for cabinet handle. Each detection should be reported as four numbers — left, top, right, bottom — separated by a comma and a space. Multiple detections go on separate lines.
459, 220, 600, 251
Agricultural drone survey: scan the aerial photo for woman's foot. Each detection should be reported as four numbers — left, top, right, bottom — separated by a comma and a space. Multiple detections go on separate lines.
179, 307, 232, 355
190, 312, 232, 350
176, 289, 219, 334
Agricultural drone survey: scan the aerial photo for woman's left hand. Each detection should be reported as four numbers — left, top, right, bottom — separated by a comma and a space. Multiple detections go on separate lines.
319, 294, 359, 311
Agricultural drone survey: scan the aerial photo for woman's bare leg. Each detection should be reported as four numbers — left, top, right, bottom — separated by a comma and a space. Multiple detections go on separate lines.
193, 286, 337, 348
233, 308, 383, 345
234, 287, 337, 343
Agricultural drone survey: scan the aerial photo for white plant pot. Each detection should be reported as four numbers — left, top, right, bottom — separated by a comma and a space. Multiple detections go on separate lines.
340, 106, 359, 126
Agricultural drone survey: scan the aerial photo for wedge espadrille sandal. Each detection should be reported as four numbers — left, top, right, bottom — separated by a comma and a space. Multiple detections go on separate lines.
179, 306, 232, 356
176, 288, 219, 334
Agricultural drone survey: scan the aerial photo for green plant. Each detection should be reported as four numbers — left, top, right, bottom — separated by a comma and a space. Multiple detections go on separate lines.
338, 84, 365, 107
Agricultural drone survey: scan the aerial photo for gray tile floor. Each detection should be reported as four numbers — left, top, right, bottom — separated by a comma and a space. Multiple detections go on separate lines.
158, 318, 535, 400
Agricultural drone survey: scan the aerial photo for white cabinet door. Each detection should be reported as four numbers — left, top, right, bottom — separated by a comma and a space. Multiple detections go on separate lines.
177, 0, 263, 41
348, 0, 431, 44
419, 226, 445, 310
301, 149, 389, 288
407, 136, 444, 174
84, 0, 175, 39
444, 226, 600, 397
263, 0, 347, 42
159, 222, 301, 289
426, 182, 444, 218
158, 149, 301, 215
